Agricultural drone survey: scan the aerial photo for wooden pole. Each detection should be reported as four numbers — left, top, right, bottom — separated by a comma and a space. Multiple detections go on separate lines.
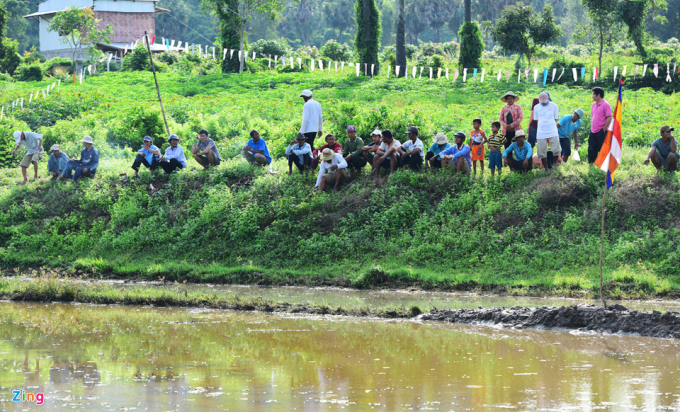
144, 31, 170, 137
599, 183, 607, 308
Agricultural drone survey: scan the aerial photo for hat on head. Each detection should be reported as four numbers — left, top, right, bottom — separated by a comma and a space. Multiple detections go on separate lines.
321, 148, 335, 161
434, 133, 448, 144
143, 136, 153, 142
50, 144, 61, 151
296, 133, 306, 140
300, 89, 313, 98
661, 125, 675, 133
406, 126, 419, 135
168, 134, 179, 142
81, 136, 94, 144
454, 131, 466, 140
13, 131, 22, 145
501, 91, 519, 102
574, 109, 584, 119
347, 125, 357, 132
515, 130, 526, 138
371, 129, 382, 136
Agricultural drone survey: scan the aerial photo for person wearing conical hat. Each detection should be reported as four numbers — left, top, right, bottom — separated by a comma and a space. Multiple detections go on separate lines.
316, 147, 348, 192
499, 91, 523, 150
12, 131, 43, 185
61, 136, 99, 182
47, 144, 70, 180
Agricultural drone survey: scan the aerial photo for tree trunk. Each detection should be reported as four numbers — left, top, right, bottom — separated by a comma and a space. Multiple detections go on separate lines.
396, 0, 406, 76
464, 0, 471, 23
434, 27, 440, 43
598, 22, 603, 78
239, 14, 246, 73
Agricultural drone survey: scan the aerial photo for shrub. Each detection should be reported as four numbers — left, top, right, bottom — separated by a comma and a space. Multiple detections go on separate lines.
122, 47, 166, 72
0, 37, 21, 75
381, 44, 418, 61
45, 57, 73, 75
419, 42, 445, 57
21, 47, 46, 65
296, 45, 320, 59
666, 38, 680, 52
14, 64, 44, 81
320, 40, 353, 61
458, 21, 484, 68
106, 106, 166, 149
157, 52, 181, 65
650, 47, 674, 56
566, 44, 589, 58
250, 39, 291, 57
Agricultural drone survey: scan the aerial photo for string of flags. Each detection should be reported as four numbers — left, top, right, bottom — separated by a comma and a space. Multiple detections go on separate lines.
1, 81, 59, 121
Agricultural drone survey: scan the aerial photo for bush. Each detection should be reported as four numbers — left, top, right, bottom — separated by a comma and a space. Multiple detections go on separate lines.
45, 57, 73, 75
320, 40, 353, 61
157, 52, 181, 65
122, 47, 166, 72
381, 44, 418, 62
106, 106, 166, 149
650, 47, 674, 56
566, 44, 589, 58
250, 39, 291, 57
296, 45, 320, 59
666, 38, 680, 52
419, 42, 445, 57
0, 37, 21, 75
21, 48, 46, 65
14, 64, 44, 81
458, 21, 484, 68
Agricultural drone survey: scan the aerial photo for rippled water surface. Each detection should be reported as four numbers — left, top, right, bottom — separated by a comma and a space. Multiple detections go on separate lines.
1, 301, 680, 411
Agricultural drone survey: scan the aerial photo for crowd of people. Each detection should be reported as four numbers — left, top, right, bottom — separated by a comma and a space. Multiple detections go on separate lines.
9, 88, 677, 189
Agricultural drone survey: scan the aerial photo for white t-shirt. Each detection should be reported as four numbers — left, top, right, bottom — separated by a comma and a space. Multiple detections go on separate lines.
401, 138, 425, 158
533, 102, 559, 140
379, 139, 402, 153
316, 153, 347, 187
300, 99, 323, 134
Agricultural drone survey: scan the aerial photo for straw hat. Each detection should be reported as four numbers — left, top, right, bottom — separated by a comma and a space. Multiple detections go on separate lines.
321, 148, 335, 161
50, 144, 61, 151
81, 136, 94, 144
515, 130, 526, 138
434, 133, 448, 145
501, 91, 519, 102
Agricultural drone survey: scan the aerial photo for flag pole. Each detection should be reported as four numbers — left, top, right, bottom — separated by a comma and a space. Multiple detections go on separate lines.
599, 183, 607, 308
144, 31, 170, 137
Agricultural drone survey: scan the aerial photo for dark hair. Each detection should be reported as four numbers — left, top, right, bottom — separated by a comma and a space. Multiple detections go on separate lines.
491, 121, 501, 128
325, 134, 335, 141
472, 118, 482, 125
382, 129, 393, 140
591, 87, 605, 98
249, 130, 259, 137
199, 129, 209, 136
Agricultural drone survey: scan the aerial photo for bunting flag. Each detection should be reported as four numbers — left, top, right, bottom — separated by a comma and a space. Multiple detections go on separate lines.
581, 67, 585, 79
480, 68, 485, 82
517, 69, 521, 83
572, 68, 577, 82
335, 61, 338, 74
593, 67, 597, 81
170, 39, 175, 47
613, 66, 618, 81
552, 68, 556, 82
282, 56, 286, 68
506, 69, 511, 82
290, 56, 294, 69
653, 63, 659, 78
29, 92, 33, 104
667, 63, 672, 82
230, 49, 235, 59
524, 68, 529, 79
533, 69, 538, 83
497, 69, 502, 82
642, 64, 648, 77
124, 44, 128, 55
365, 63, 368, 76
251, 51, 254, 61
88, 65, 92, 75
419, 67, 424, 79
404, 66, 408, 79
58, 79, 61, 92
429, 67, 433, 80
542, 69, 548, 86
437, 67, 442, 79
473, 68, 477, 79
151, 36, 156, 44
185, 44, 189, 54
41, 88, 46, 98
622, 66, 627, 78
320, 60, 324, 70
412, 67, 417, 78
387, 65, 390, 78
299, 58, 302, 70
463, 68, 467, 82
340, 61, 344, 73
268, 55, 271, 68
356, 63, 360, 77
178, 41, 182, 49
395, 65, 400, 77
453, 68, 459, 83
371, 64, 375, 77
558, 68, 564, 81
20, 98, 23, 109
311, 59, 315, 72
446, 68, 449, 80
161, 37, 166, 47
223, 49, 228, 60
0, 106, 3, 121
594, 80, 624, 189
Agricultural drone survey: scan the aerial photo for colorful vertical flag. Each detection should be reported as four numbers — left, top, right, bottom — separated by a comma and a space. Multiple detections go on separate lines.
594, 80, 624, 189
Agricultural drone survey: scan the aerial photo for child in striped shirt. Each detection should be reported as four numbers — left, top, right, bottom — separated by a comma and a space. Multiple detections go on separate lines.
486, 121, 506, 176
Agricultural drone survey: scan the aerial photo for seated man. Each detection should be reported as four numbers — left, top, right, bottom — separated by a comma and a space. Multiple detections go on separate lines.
47, 144, 69, 180
160, 134, 187, 174
286, 133, 312, 175
440, 132, 471, 173
425, 133, 450, 170
12, 131, 43, 185
644, 125, 678, 172
342, 126, 366, 170
242, 130, 272, 167
132, 136, 161, 178
362, 130, 382, 165
316, 148, 348, 192
312, 134, 342, 170
399, 126, 425, 171
192, 129, 221, 169
503, 130, 533, 173
373, 129, 402, 179
62, 136, 99, 182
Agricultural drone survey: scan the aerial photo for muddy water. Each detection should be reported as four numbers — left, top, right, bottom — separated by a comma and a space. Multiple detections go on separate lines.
2, 302, 680, 411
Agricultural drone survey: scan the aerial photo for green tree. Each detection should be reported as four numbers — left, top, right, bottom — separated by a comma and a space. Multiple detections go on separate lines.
323, 0, 354, 44
0, 1, 22, 75
488, 4, 561, 67
47, 7, 113, 67
355, 0, 381, 73
203, 0, 285, 73
618, 0, 667, 58
418, 0, 457, 43
458, 20, 483, 68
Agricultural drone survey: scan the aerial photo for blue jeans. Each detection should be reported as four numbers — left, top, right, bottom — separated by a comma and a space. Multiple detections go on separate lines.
62, 160, 96, 182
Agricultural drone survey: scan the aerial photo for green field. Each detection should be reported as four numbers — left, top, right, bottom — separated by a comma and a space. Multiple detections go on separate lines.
0, 66, 679, 298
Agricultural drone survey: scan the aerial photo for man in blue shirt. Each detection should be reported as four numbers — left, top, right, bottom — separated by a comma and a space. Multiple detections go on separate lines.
132, 136, 161, 178
159, 134, 187, 174
503, 130, 533, 173
440, 132, 471, 173
47, 144, 70, 180
285, 133, 312, 174
62, 136, 99, 182
557, 108, 584, 162
242, 130, 272, 166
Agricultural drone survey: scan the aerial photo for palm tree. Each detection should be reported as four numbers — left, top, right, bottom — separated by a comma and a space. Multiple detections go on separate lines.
464, 0, 470, 22
396, 0, 406, 76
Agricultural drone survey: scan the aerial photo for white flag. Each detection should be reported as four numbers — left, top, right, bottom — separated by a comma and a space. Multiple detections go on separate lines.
558, 68, 565, 81
250, 51, 254, 61
572, 68, 577, 82
20, 98, 23, 109
642, 64, 648, 77
58, 79, 61, 92
185, 44, 189, 54
481, 68, 485, 82
497, 69, 502, 82
51, 82, 56, 92
613, 66, 618, 80
282, 56, 286, 68
29, 92, 33, 104
299, 58, 302, 70
437, 67, 442, 79
506, 69, 512, 82
653, 63, 659, 77
223, 49, 228, 60
178, 41, 182, 49
311, 59, 315, 72
634, 65, 639, 79
429, 67, 432, 80
446, 68, 449, 80
412, 67, 416, 78
622, 66, 627, 77
592, 68, 596, 81
88, 65, 92, 75
371, 64, 375, 76
42, 88, 46, 98
419, 67, 424, 79
335, 61, 338, 74
667, 63, 672, 82
533, 69, 538, 83
453, 68, 459, 82
124, 45, 128, 55
319, 60, 323, 70
463, 68, 467, 82
268, 55, 271, 68
552, 68, 556, 82
517, 69, 521, 83
356, 63, 360, 77
0, 106, 3, 120
396, 65, 400, 77
230, 49, 235, 59
387, 65, 390, 78
170, 39, 175, 47
341, 61, 344, 73
291, 56, 294, 69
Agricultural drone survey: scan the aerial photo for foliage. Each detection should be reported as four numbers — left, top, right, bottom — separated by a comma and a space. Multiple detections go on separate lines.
106, 106, 167, 149
46, 6, 114, 65
122, 46, 167, 72
45, 57, 74, 76
250, 39, 291, 56
355, 0, 381, 74
0, 36, 20, 75
13, 63, 43, 81
320, 39, 353, 61
458, 21, 484, 69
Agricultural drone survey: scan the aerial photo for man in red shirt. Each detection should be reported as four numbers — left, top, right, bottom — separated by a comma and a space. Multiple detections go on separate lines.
311, 134, 342, 170
588, 87, 613, 164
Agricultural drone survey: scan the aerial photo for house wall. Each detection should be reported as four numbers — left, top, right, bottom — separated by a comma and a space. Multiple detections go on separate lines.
94, 11, 155, 43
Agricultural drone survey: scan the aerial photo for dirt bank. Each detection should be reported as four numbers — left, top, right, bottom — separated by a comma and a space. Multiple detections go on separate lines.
420, 304, 680, 339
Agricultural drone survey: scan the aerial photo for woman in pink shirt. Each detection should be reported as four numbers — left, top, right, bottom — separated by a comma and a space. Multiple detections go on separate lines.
499, 91, 524, 150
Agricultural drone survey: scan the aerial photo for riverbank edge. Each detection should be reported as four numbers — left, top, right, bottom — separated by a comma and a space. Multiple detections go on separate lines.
3, 277, 680, 339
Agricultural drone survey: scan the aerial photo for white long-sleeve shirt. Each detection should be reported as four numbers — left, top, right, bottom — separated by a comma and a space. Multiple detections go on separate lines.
316, 153, 347, 187
285, 142, 312, 164
300, 99, 323, 134
163, 145, 187, 167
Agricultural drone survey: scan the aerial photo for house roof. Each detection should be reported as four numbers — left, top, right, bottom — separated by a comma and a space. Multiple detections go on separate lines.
97, 42, 184, 53
25, 2, 165, 20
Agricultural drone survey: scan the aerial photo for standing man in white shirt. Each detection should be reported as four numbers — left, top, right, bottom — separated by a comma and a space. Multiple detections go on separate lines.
299, 89, 323, 150
533, 92, 561, 171
398, 126, 425, 171
316, 148, 348, 192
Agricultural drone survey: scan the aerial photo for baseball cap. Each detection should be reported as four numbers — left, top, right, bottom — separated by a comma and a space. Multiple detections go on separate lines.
661, 125, 675, 133
347, 125, 357, 132
371, 130, 382, 136
300, 90, 313, 98
296, 133, 306, 140
406, 126, 419, 135
143, 136, 153, 142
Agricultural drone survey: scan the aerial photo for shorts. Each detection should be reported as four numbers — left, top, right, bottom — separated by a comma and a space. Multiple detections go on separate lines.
512, 157, 533, 173
323, 169, 348, 185
536, 136, 561, 159
19, 153, 40, 168
655, 151, 680, 170
560, 138, 572, 157
488, 151, 503, 170
471, 143, 485, 161
445, 157, 470, 172
197, 155, 221, 166
379, 154, 403, 169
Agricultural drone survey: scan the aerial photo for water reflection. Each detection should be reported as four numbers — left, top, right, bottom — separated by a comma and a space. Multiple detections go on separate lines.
0, 302, 679, 411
